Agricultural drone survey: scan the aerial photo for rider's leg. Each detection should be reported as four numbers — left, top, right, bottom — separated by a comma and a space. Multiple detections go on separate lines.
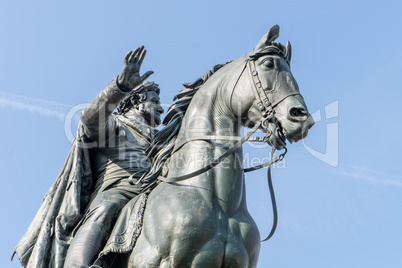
64, 180, 139, 268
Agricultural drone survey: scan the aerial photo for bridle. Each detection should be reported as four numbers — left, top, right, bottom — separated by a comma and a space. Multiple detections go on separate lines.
138, 53, 301, 241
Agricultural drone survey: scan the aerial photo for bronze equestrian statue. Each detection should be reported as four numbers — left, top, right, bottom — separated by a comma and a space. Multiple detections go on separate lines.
14, 25, 314, 268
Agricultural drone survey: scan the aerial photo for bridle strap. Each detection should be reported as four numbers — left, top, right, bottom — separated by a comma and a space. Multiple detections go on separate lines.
248, 59, 273, 116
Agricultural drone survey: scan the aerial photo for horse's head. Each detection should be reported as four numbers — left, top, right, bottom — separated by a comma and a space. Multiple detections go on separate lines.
231, 25, 314, 150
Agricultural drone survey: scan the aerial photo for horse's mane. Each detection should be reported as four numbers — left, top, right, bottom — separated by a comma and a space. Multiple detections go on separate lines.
140, 61, 232, 187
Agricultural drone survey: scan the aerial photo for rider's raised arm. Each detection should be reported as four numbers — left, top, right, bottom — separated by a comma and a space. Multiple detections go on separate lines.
80, 46, 153, 139
80, 78, 130, 139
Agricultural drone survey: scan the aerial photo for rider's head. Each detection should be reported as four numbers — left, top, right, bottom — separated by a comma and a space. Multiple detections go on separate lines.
117, 82, 164, 127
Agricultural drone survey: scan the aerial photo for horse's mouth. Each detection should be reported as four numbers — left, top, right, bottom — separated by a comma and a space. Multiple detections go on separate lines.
264, 122, 287, 150
276, 124, 288, 149
269, 122, 309, 150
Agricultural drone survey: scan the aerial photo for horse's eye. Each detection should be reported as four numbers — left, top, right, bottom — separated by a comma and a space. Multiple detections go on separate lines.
262, 58, 274, 68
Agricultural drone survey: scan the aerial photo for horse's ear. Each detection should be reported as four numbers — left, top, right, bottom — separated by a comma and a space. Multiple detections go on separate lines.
255, 25, 280, 51
285, 40, 292, 65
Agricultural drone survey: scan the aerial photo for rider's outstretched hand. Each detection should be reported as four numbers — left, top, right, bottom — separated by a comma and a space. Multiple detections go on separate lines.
118, 46, 154, 90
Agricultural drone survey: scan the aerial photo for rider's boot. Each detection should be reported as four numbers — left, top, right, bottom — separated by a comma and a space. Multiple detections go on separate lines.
63, 222, 108, 268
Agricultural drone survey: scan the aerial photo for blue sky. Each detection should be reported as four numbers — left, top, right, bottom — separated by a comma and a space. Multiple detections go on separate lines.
2, 1, 402, 267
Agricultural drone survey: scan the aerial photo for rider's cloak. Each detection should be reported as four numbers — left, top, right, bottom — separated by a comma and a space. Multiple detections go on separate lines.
12, 123, 93, 268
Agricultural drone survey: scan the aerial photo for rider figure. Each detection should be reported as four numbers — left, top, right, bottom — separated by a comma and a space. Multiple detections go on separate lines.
13, 46, 163, 268
62, 46, 164, 267
44, 47, 164, 268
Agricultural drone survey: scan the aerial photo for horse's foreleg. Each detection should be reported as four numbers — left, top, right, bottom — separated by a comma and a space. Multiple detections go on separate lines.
128, 234, 162, 268
225, 216, 260, 268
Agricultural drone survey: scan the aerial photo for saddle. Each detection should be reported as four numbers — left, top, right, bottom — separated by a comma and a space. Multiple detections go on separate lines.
94, 190, 150, 266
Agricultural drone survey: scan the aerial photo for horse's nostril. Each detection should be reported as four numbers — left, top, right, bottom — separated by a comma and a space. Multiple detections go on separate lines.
289, 107, 307, 118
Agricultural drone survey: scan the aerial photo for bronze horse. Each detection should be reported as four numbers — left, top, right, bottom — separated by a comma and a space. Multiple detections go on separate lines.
114, 25, 314, 267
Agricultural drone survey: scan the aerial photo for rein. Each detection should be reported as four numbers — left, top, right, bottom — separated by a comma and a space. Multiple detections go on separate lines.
155, 121, 286, 183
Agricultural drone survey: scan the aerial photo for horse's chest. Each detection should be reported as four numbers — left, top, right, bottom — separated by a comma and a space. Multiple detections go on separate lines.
142, 186, 260, 267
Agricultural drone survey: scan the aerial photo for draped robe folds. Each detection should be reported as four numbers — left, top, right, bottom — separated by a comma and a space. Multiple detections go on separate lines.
12, 79, 154, 268
12, 122, 93, 268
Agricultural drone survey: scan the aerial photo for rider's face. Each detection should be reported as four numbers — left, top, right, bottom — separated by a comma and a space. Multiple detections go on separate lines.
137, 91, 164, 127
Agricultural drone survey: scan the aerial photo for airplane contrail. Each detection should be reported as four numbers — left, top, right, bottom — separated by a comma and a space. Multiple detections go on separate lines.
339, 165, 402, 187
0, 91, 71, 121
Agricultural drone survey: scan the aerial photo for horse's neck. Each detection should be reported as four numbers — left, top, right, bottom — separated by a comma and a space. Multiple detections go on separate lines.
171, 82, 246, 214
